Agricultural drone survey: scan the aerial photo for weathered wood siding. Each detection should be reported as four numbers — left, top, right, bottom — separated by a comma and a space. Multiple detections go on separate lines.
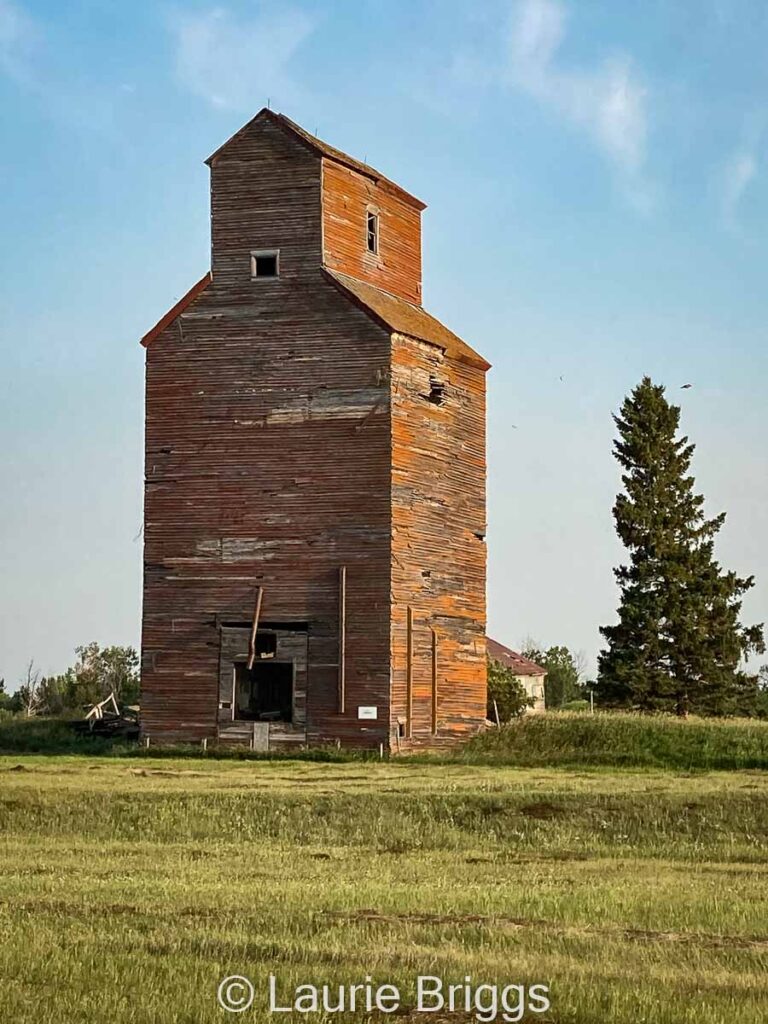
141, 122, 393, 746
389, 333, 487, 747
141, 111, 487, 751
211, 117, 322, 287
321, 159, 422, 305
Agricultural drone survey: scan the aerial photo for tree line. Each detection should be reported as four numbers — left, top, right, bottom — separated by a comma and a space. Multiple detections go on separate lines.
0, 643, 139, 717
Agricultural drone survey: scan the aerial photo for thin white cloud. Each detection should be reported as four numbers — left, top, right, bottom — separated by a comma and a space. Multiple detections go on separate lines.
504, 0, 649, 182
170, 4, 314, 110
0, 0, 36, 83
722, 149, 757, 228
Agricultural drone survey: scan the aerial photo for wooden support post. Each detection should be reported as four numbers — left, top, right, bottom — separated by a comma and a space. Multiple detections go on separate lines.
406, 606, 413, 739
338, 566, 346, 714
246, 586, 264, 671
431, 628, 438, 735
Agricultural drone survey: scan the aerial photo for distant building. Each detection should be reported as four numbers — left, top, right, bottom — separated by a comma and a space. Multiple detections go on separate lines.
138, 109, 490, 752
486, 639, 547, 714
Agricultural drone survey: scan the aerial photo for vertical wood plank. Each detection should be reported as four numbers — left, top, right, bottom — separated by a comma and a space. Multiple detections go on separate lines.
431, 627, 438, 735
338, 565, 347, 714
246, 586, 264, 670
406, 605, 413, 738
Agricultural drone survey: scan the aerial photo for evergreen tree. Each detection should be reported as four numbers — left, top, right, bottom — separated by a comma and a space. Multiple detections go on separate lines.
597, 377, 764, 715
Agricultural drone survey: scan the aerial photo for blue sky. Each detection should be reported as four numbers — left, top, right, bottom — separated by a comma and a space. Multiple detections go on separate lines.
1, 0, 767, 687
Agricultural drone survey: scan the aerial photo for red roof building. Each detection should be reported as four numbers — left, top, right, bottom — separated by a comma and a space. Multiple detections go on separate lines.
487, 638, 547, 713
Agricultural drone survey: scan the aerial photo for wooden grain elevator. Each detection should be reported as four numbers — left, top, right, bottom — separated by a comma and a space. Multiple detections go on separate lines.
139, 109, 490, 751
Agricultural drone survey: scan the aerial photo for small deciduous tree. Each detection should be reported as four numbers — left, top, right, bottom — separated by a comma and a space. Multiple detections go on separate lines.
522, 643, 583, 709
487, 657, 534, 722
0, 677, 20, 714
63, 643, 140, 710
17, 661, 44, 717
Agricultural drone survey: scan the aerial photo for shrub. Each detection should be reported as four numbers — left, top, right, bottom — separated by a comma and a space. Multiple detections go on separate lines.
487, 656, 534, 722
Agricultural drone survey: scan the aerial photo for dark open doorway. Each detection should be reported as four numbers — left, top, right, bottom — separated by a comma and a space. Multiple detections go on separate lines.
234, 661, 293, 722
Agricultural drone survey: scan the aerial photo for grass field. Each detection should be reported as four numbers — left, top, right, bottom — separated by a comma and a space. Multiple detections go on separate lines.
460, 712, 768, 770
1, 753, 767, 1023
4, 710, 768, 771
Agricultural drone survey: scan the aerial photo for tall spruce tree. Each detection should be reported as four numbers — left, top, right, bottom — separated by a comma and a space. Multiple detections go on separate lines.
597, 377, 764, 715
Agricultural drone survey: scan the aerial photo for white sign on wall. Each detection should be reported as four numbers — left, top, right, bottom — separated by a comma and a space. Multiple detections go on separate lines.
357, 706, 378, 720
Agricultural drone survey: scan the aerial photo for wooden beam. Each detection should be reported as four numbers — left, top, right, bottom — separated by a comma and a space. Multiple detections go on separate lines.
406, 606, 413, 738
431, 627, 438, 735
338, 565, 347, 713
246, 586, 264, 670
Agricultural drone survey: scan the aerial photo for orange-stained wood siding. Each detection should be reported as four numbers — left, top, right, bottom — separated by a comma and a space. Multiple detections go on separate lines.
389, 333, 487, 747
321, 159, 422, 305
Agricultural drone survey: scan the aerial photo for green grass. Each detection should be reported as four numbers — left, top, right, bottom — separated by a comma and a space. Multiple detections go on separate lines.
460, 711, 768, 770
1, 755, 767, 1023
5, 711, 768, 772
0, 715, 119, 754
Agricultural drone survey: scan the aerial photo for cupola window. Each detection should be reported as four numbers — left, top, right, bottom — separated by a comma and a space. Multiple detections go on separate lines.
251, 250, 279, 278
366, 211, 379, 254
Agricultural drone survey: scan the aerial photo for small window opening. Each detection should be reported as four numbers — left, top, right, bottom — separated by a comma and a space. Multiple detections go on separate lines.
397, 720, 406, 739
234, 661, 292, 722
251, 250, 279, 278
255, 632, 277, 659
366, 211, 379, 254
427, 376, 446, 405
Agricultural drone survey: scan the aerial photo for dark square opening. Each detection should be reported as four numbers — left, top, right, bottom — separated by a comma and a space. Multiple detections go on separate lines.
427, 376, 446, 405
234, 661, 293, 722
253, 253, 278, 278
255, 632, 277, 658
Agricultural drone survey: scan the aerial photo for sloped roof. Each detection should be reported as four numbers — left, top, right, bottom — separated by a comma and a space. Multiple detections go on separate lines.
140, 269, 491, 372
140, 272, 212, 348
206, 108, 426, 212
487, 638, 546, 677
324, 269, 490, 371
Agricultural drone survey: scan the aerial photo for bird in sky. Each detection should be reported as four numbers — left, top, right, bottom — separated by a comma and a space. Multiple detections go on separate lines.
681, 383, 693, 389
